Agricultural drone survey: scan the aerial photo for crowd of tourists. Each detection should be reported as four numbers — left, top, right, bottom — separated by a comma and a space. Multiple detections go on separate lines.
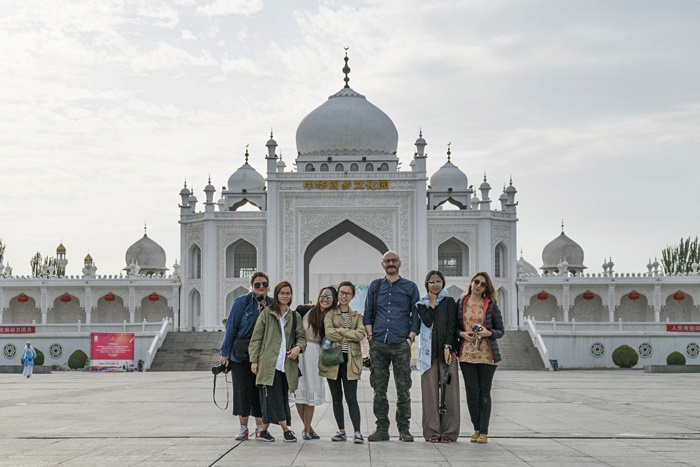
219, 251, 505, 444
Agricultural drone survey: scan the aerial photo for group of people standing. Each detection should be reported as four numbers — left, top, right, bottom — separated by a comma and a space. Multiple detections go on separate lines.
219, 251, 504, 445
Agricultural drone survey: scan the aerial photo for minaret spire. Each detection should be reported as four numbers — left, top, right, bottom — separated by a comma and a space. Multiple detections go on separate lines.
447, 142, 451, 162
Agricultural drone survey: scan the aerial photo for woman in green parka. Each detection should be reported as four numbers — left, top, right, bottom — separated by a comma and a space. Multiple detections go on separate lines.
249, 281, 307, 443
318, 281, 366, 444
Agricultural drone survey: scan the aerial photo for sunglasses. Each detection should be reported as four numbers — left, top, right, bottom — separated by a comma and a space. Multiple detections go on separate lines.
319, 294, 334, 301
428, 280, 443, 285
472, 279, 488, 287
253, 281, 269, 289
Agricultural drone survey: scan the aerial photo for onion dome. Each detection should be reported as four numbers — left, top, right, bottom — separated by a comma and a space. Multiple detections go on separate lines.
179, 181, 190, 197
541, 228, 586, 274
479, 174, 491, 191
227, 148, 266, 192
84, 253, 93, 262
56, 243, 66, 253
518, 254, 539, 276
276, 153, 286, 171
124, 232, 168, 275
429, 145, 468, 192
296, 54, 398, 158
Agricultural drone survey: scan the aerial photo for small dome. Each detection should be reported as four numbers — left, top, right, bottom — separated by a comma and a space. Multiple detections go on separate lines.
541, 231, 586, 274
84, 253, 93, 262
56, 243, 66, 253
227, 161, 265, 192
296, 87, 398, 157
124, 233, 167, 274
430, 160, 468, 192
518, 256, 539, 276
179, 184, 190, 196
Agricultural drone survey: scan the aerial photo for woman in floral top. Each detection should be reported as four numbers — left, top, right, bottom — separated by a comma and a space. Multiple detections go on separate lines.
457, 272, 504, 444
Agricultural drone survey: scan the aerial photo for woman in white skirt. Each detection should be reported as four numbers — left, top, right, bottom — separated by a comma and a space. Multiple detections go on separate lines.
291, 286, 336, 440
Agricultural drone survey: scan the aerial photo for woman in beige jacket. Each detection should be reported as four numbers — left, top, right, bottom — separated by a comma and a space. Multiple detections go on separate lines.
318, 281, 366, 443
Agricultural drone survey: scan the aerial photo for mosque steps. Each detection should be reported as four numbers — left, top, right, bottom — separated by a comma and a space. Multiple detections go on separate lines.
496, 330, 548, 371
149, 331, 224, 371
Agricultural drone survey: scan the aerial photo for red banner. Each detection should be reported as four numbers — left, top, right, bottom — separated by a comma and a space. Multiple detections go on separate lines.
90, 332, 135, 372
0, 326, 36, 334
667, 324, 700, 332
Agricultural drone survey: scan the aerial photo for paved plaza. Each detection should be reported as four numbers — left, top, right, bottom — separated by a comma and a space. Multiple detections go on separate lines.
2, 369, 700, 466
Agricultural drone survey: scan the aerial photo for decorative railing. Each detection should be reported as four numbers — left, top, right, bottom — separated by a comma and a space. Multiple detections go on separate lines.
523, 317, 552, 370
6, 320, 169, 334
146, 318, 173, 370
529, 317, 690, 333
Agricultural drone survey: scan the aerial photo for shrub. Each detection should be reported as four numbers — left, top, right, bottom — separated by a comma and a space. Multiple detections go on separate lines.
612, 344, 638, 368
68, 350, 89, 369
34, 348, 45, 366
666, 351, 686, 366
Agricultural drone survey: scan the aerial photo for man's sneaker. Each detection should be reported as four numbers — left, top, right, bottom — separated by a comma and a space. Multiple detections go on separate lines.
353, 433, 364, 444
367, 430, 390, 442
255, 427, 263, 440
283, 430, 297, 442
308, 431, 320, 439
399, 430, 414, 442
234, 426, 248, 441
258, 430, 275, 442
331, 431, 347, 441
302, 432, 312, 441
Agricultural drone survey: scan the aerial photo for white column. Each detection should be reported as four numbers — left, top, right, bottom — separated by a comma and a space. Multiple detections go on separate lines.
607, 284, 616, 322
562, 284, 570, 322
41, 286, 48, 324
129, 285, 136, 323
202, 214, 219, 330
653, 284, 662, 322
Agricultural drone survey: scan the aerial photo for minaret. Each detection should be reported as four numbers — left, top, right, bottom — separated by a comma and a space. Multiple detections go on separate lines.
204, 176, 216, 213
266, 130, 278, 174
56, 243, 68, 277
413, 130, 427, 173
479, 174, 491, 210
505, 177, 518, 213
179, 180, 191, 215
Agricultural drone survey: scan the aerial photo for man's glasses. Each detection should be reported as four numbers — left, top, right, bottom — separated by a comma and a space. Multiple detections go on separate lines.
383, 258, 400, 264
253, 281, 269, 289
320, 294, 334, 301
473, 279, 488, 287
428, 280, 443, 285
338, 291, 353, 297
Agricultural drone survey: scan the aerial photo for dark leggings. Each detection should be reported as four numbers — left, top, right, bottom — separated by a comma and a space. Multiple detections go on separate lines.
460, 362, 497, 435
327, 354, 361, 432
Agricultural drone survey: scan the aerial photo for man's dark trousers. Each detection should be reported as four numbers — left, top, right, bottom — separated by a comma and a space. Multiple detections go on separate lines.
369, 339, 412, 432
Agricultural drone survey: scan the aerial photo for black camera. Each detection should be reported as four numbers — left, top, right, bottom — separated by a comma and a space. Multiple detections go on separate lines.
472, 324, 483, 334
256, 294, 266, 302
211, 363, 231, 375
363, 355, 372, 368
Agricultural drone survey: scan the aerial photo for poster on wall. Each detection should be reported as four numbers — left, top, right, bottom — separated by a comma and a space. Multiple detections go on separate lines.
90, 332, 135, 372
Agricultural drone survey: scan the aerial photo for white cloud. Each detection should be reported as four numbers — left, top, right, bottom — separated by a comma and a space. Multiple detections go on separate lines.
181, 29, 197, 40
196, 0, 264, 17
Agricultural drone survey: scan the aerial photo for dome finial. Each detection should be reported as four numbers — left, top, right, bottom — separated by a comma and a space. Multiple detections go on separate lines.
342, 47, 351, 88
245, 144, 249, 164
270, 128, 274, 139
208, 175, 211, 184
419, 127, 423, 138
561, 219, 565, 233
144, 223, 147, 236
184, 179, 187, 188
447, 142, 451, 161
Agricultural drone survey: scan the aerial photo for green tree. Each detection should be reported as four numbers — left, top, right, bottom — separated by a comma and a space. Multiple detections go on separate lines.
661, 236, 700, 274
0, 238, 6, 263
30, 252, 43, 277
46, 256, 65, 277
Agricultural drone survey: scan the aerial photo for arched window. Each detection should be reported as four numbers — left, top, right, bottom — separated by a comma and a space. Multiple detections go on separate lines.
365, 163, 374, 171
226, 240, 257, 278
379, 162, 389, 171
305, 163, 315, 172
335, 163, 344, 172
320, 163, 329, 172
188, 244, 202, 279
438, 238, 468, 277
350, 163, 359, 172
495, 243, 507, 278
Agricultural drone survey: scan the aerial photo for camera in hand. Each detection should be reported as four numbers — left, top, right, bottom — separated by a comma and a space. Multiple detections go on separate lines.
472, 324, 484, 334
211, 363, 231, 375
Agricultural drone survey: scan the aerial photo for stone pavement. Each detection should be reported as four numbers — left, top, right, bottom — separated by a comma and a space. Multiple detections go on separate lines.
2, 369, 700, 466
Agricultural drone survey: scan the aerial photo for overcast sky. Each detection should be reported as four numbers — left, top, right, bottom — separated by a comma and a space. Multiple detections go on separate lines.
1, 0, 699, 276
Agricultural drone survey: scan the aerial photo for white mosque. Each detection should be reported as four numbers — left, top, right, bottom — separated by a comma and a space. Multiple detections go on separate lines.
1, 55, 698, 368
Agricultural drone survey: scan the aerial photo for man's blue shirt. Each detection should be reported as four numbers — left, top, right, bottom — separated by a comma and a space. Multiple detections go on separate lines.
363, 276, 420, 344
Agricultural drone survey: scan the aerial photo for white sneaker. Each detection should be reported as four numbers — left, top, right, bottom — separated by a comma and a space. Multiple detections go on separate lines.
234, 426, 249, 441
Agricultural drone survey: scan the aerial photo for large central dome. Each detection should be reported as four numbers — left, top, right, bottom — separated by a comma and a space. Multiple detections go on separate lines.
295, 86, 398, 157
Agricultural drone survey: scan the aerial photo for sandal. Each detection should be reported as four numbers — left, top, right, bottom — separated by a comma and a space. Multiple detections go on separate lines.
441, 436, 452, 443
428, 436, 441, 443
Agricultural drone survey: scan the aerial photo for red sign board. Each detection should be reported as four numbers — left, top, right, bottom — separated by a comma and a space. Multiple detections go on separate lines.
90, 332, 135, 372
667, 324, 700, 332
0, 326, 36, 334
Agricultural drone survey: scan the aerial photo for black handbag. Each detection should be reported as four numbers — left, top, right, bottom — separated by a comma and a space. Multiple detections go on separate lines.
233, 337, 251, 362
321, 345, 344, 366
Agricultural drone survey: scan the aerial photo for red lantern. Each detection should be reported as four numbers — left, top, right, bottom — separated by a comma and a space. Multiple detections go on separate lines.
674, 291, 685, 301
148, 293, 160, 302
583, 291, 595, 300
537, 292, 549, 300
628, 291, 640, 301
60, 294, 72, 303
104, 293, 115, 302
17, 294, 29, 303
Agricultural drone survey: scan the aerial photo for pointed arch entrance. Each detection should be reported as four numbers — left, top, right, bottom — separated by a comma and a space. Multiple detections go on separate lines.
303, 220, 388, 303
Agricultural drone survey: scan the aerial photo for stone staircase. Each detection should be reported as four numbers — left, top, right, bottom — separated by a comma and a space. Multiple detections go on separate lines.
496, 330, 547, 370
149, 331, 224, 371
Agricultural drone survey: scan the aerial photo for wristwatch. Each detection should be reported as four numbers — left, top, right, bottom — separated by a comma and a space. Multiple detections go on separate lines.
409, 336, 415, 343
444, 344, 452, 350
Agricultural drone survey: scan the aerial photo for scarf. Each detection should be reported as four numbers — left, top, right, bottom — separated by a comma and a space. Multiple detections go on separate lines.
416, 289, 448, 375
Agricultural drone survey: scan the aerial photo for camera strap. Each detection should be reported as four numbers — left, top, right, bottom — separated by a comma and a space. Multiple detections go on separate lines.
212, 371, 231, 411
